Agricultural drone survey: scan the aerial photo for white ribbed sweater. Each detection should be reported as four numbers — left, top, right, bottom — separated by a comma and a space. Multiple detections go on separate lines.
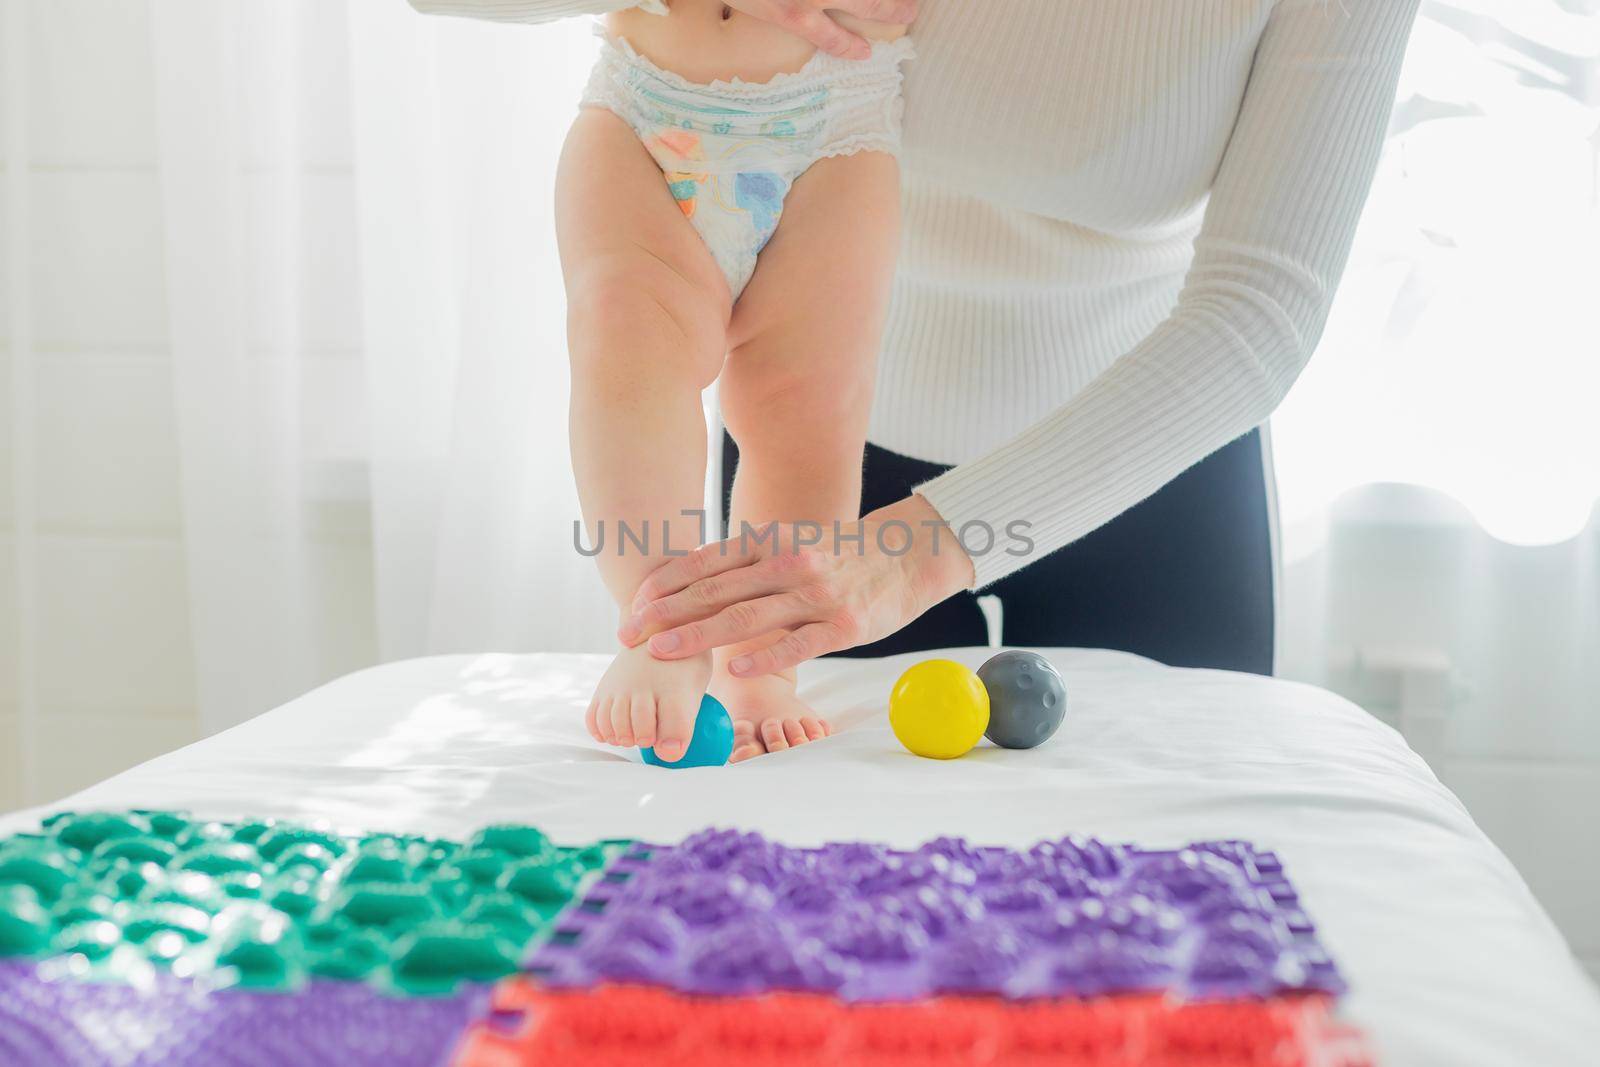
411, 0, 1419, 588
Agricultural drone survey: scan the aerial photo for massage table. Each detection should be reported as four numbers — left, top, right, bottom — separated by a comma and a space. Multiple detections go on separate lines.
3, 646, 1597, 1065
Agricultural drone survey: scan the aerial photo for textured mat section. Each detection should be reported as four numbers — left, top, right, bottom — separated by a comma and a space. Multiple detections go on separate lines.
455, 980, 1372, 1067
0, 811, 629, 995
0, 959, 488, 1067
527, 829, 1342, 1000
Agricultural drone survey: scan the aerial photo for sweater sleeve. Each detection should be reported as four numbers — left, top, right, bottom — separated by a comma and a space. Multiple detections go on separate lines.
914, 0, 1419, 590
406, 0, 665, 23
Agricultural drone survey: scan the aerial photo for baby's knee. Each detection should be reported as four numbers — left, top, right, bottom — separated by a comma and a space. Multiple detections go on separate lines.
721, 361, 873, 461
566, 253, 728, 389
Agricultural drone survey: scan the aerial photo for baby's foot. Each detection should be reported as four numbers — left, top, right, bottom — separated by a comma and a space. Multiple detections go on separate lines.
710, 641, 831, 763
585, 643, 713, 762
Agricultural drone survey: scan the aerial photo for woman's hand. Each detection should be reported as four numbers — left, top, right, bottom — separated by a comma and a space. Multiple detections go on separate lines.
725, 0, 918, 61
617, 494, 975, 675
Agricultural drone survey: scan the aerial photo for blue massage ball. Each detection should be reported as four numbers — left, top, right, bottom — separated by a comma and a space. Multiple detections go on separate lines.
977, 651, 1067, 750
641, 694, 736, 768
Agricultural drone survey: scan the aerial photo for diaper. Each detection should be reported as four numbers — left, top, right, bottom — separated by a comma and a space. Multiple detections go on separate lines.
581, 31, 915, 301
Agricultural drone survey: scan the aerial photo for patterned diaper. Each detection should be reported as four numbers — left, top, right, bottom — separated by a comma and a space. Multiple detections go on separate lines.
581, 31, 915, 301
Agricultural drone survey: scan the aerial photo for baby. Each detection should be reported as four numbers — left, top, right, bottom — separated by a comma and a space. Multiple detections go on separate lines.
560, 1, 913, 762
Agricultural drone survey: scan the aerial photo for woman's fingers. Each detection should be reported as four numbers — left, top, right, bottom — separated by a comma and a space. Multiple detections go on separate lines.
629, 538, 761, 614
634, 548, 859, 667
788, 9, 870, 59
834, 0, 917, 25
729, 621, 851, 677
620, 559, 794, 647
644, 592, 812, 659
734, 0, 917, 58
778, 0, 918, 58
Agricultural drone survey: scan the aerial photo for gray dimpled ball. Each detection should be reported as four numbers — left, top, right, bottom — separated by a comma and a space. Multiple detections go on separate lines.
977, 650, 1067, 750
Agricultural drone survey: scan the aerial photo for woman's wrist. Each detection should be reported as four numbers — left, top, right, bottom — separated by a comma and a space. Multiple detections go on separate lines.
868, 492, 976, 610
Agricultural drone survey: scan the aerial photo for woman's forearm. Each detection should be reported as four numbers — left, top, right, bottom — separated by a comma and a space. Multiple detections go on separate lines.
915, 297, 1292, 590
917, 0, 1419, 590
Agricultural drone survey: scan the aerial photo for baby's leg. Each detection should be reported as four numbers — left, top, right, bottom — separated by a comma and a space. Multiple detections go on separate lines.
716, 149, 901, 761
558, 108, 732, 761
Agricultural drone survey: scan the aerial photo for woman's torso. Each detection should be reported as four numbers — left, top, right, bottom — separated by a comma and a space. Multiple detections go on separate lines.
867, 0, 1278, 464
607, 0, 907, 85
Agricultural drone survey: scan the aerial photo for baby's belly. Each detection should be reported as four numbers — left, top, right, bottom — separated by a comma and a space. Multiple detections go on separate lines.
607, 0, 906, 85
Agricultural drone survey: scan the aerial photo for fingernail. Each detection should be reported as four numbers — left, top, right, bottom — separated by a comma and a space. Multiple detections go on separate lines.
650, 632, 680, 653
617, 616, 641, 642
730, 656, 751, 675
630, 592, 648, 613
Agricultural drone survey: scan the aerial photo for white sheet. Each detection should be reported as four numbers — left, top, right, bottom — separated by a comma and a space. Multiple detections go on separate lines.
5, 647, 1597, 1066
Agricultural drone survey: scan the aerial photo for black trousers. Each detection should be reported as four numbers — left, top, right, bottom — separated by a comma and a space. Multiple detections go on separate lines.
720, 429, 1276, 676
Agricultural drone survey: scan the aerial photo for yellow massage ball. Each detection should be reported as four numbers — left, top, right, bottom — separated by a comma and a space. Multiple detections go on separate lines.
889, 659, 991, 760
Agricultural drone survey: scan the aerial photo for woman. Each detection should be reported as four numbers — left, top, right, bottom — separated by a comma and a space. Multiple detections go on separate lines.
413, 0, 1419, 760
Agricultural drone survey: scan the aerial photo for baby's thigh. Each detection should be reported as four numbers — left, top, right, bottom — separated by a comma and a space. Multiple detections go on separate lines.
723, 151, 901, 427
729, 150, 901, 356
556, 109, 731, 367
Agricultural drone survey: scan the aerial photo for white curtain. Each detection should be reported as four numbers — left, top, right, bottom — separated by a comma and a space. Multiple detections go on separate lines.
143, 0, 615, 734
1275, 0, 1600, 546
1270, 0, 1599, 980
1274, 0, 1600, 739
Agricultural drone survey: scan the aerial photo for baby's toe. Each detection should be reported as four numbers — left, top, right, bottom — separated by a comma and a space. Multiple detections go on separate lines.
654, 695, 697, 762
760, 719, 789, 753
800, 716, 828, 742
610, 696, 638, 747
729, 720, 761, 763
782, 719, 807, 747
630, 695, 657, 749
